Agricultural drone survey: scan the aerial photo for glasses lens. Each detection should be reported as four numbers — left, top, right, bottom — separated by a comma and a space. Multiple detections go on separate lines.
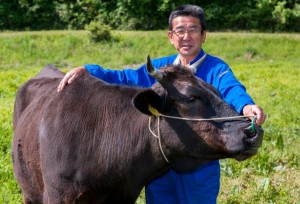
173, 28, 200, 37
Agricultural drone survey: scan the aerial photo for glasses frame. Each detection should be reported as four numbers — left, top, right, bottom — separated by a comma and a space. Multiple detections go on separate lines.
172, 27, 201, 38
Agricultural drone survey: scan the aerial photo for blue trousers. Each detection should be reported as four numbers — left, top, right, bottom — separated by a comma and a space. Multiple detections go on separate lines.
145, 160, 220, 204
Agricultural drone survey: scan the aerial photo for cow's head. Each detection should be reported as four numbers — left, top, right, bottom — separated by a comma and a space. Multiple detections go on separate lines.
133, 56, 263, 171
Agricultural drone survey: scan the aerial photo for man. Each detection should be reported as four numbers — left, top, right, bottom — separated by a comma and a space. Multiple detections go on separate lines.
58, 4, 266, 204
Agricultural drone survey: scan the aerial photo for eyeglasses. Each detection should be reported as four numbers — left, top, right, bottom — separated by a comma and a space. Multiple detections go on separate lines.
172, 27, 201, 38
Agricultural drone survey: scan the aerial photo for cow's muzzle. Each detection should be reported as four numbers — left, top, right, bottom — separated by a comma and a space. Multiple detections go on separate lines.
235, 125, 264, 161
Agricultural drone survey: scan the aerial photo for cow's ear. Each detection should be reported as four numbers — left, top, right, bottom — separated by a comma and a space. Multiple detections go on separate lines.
133, 89, 162, 115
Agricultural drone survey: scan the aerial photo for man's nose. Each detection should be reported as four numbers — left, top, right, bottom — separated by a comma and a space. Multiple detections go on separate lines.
182, 31, 191, 39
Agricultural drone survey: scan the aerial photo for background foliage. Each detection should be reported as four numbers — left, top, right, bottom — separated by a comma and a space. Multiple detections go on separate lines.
1, 0, 300, 32
0, 30, 299, 203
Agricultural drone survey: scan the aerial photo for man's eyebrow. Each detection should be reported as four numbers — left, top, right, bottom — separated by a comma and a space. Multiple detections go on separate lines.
174, 26, 185, 29
174, 25, 199, 29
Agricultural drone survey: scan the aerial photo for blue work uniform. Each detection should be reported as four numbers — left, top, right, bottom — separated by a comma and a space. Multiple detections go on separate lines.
84, 49, 255, 204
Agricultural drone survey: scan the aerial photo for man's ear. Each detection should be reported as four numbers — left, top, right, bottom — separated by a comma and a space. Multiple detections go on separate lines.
133, 89, 162, 115
168, 31, 174, 45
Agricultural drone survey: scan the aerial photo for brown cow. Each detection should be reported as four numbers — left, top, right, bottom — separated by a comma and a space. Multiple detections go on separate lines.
12, 57, 263, 203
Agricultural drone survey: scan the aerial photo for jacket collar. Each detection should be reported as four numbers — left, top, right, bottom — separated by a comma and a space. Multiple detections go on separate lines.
173, 49, 206, 73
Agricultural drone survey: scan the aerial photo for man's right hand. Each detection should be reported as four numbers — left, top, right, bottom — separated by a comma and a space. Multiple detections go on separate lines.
57, 67, 88, 92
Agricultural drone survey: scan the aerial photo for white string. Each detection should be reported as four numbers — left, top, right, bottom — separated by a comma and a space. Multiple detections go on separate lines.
148, 112, 256, 164
148, 117, 170, 163
158, 114, 254, 122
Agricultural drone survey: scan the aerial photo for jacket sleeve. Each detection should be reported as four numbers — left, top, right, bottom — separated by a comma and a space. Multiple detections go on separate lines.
84, 55, 177, 88
84, 64, 156, 88
206, 62, 255, 114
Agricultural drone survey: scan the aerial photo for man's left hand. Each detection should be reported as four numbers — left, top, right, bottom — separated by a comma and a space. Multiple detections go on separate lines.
243, 104, 267, 125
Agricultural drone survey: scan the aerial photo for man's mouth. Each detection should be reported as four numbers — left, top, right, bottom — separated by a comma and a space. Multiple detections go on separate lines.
181, 44, 192, 49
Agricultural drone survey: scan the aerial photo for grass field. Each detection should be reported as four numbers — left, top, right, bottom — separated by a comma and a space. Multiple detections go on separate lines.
0, 30, 299, 203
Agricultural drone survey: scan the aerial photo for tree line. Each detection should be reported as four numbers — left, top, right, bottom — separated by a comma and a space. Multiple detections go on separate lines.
1, 0, 299, 32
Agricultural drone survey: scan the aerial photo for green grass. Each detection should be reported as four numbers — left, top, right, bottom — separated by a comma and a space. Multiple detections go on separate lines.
0, 30, 299, 203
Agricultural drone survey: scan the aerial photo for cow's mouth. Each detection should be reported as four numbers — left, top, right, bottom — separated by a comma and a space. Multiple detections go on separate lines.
223, 124, 263, 161
233, 147, 259, 161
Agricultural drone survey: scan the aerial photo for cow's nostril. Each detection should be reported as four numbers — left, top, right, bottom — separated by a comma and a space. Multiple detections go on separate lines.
244, 126, 257, 138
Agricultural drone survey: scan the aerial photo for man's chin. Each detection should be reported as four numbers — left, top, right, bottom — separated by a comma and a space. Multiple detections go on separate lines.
179, 51, 195, 58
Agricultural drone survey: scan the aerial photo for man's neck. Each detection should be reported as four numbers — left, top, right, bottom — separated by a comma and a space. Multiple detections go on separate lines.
179, 56, 194, 66
180, 56, 192, 66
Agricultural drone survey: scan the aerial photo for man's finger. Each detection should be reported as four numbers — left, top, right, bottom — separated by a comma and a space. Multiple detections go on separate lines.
252, 106, 266, 125
67, 74, 78, 84
256, 112, 266, 125
57, 80, 66, 92
58, 74, 72, 92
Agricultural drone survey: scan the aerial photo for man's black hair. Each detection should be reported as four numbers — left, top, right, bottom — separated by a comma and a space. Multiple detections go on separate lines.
168, 4, 206, 33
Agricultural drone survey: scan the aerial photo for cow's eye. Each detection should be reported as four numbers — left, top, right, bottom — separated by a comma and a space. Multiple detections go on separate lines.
186, 97, 196, 102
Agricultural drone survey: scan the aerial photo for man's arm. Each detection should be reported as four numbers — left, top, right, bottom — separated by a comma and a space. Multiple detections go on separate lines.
58, 63, 155, 92
84, 64, 156, 87
207, 62, 266, 125
58, 55, 177, 92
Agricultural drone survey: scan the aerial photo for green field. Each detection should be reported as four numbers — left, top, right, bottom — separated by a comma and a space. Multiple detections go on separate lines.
0, 30, 299, 203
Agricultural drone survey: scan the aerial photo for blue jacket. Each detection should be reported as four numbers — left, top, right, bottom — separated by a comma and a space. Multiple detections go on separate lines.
85, 49, 254, 113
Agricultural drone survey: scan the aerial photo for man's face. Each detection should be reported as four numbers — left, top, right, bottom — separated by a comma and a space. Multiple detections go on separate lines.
168, 16, 206, 62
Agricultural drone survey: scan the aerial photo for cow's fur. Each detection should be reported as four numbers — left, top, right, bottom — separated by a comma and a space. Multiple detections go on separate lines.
12, 64, 263, 203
